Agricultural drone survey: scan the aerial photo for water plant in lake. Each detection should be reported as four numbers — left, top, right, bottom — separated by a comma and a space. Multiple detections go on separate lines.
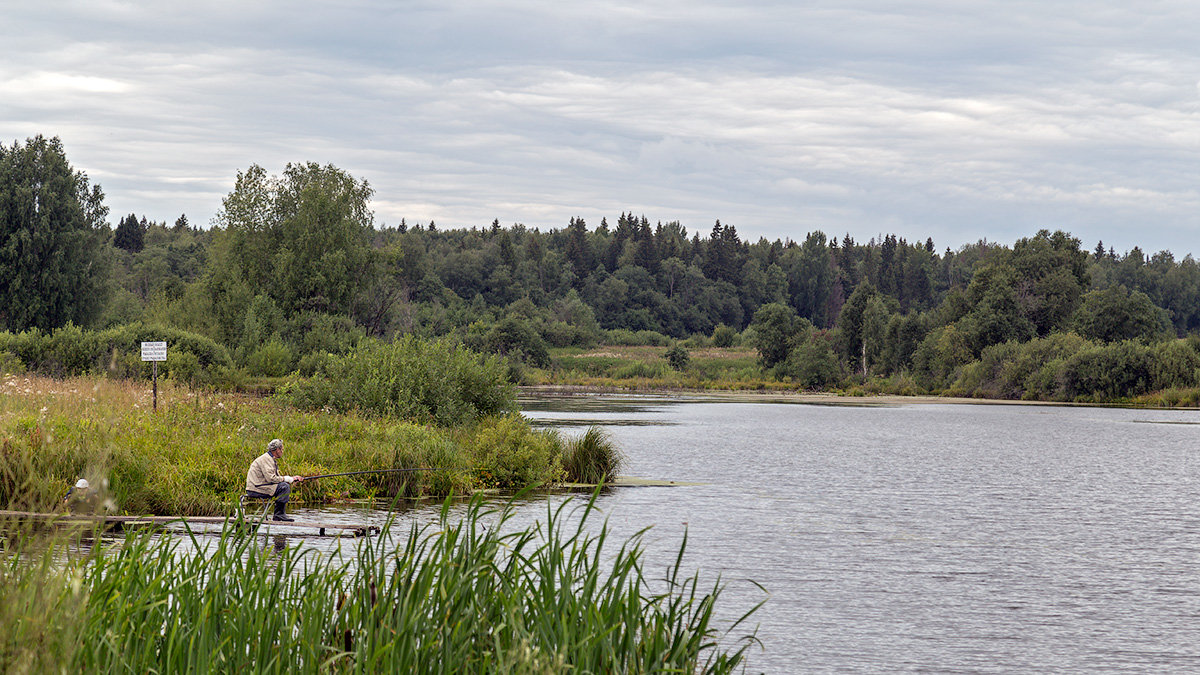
0, 495, 761, 673
562, 426, 624, 484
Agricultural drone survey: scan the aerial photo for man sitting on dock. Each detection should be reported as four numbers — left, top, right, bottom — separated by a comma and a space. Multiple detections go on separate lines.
245, 439, 305, 522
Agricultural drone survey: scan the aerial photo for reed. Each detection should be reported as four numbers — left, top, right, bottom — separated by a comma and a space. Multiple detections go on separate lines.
1, 494, 761, 673
562, 426, 624, 484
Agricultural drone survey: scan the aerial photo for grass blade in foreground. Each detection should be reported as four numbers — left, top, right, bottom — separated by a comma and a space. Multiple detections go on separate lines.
1, 494, 762, 673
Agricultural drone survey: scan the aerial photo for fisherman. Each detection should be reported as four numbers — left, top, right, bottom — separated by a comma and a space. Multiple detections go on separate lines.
63, 478, 94, 513
245, 438, 305, 522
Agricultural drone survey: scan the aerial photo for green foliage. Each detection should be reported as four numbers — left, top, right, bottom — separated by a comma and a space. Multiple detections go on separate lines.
954, 333, 1089, 399
209, 162, 376, 346
244, 338, 295, 377
911, 324, 974, 390
112, 213, 145, 253
1072, 285, 1172, 343
1, 495, 758, 673
611, 360, 671, 379
775, 336, 841, 388
604, 329, 671, 346
561, 426, 624, 484
0, 351, 23, 375
711, 323, 737, 347
0, 322, 234, 385
664, 343, 691, 371
1059, 341, 1158, 400
0, 135, 109, 331
750, 302, 805, 368
465, 415, 562, 489
483, 316, 551, 368
835, 282, 899, 373
279, 335, 515, 425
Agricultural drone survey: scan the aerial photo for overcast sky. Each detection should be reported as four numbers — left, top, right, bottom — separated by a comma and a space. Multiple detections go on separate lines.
3, 1, 1199, 255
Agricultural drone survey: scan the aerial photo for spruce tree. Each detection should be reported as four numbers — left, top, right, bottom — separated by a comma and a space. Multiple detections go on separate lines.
113, 212, 145, 252
0, 135, 109, 330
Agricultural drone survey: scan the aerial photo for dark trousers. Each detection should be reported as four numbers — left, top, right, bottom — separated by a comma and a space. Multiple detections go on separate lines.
246, 482, 291, 504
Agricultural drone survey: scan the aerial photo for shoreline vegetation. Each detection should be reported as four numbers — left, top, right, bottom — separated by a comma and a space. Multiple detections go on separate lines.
523, 344, 1200, 409
1, 494, 760, 673
0, 372, 622, 518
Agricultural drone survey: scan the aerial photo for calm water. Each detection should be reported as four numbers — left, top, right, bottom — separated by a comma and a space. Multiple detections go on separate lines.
277, 395, 1200, 673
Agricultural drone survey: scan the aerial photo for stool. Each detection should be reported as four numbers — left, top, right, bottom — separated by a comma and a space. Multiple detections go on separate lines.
238, 493, 275, 519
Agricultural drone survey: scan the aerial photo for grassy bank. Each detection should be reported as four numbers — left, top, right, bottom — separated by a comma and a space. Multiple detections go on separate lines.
1, 495, 761, 673
527, 345, 1200, 408
531, 345, 783, 390
0, 375, 619, 517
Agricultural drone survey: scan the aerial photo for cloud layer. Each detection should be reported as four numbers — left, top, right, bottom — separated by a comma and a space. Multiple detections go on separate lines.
3, 1, 1199, 254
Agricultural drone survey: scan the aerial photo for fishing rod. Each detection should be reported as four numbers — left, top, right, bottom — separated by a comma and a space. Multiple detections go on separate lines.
253, 467, 458, 488
303, 467, 457, 480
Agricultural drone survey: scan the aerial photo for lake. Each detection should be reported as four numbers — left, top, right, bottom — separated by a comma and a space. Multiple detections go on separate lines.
284, 394, 1200, 673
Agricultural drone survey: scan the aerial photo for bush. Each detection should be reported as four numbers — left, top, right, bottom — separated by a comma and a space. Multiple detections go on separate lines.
484, 317, 550, 368
664, 344, 690, 371
278, 336, 515, 425
244, 339, 295, 377
540, 320, 599, 348
0, 323, 235, 386
775, 338, 840, 389
0, 351, 24, 375
710, 324, 736, 347
467, 415, 562, 489
1058, 340, 1156, 400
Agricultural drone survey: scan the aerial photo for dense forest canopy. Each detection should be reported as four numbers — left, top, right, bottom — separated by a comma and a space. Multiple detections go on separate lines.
4, 136, 1200, 399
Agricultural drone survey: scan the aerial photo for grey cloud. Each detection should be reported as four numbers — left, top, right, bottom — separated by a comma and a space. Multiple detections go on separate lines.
2, 1, 1200, 254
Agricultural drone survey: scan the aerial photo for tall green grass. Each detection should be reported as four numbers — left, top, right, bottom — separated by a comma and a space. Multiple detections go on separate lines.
562, 426, 624, 484
0, 375, 604, 516
1, 495, 761, 673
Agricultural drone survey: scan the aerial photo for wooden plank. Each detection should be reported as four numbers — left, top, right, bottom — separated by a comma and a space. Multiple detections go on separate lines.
0, 510, 379, 536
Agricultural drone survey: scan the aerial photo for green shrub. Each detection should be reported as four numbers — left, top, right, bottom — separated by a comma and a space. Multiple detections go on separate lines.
664, 344, 691, 371
466, 415, 562, 489
775, 338, 840, 389
279, 335, 515, 425
1058, 340, 1156, 400
711, 323, 737, 348
245, 339, 295, 377
0, 351, 24, 375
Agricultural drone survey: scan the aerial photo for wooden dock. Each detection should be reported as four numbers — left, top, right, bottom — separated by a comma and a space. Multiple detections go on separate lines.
0, 510, 381, 538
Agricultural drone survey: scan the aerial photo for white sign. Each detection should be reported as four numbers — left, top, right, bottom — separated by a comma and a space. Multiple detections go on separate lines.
140, 341, 167, 362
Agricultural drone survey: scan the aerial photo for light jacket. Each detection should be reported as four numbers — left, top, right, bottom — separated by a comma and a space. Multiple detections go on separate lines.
245, 452, 296, 495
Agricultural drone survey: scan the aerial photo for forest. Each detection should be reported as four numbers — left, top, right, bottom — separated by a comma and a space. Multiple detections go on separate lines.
3, 134, 1200, 403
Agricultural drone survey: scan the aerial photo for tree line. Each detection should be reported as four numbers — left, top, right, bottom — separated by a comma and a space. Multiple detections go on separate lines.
3, 135, 1200, 399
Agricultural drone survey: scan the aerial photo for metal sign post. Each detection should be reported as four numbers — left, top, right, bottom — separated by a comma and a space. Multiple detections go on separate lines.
140, 341, 167, 411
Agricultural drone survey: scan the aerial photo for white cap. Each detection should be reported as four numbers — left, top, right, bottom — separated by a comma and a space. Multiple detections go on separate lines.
74, 478, 90, 490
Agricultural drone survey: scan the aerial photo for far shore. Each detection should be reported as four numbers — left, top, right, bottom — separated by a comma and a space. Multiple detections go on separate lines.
518, 384, 1155, 408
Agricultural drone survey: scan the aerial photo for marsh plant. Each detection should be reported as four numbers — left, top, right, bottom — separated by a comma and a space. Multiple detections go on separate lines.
562, 426, 624, 485
0, 495, 761, 673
